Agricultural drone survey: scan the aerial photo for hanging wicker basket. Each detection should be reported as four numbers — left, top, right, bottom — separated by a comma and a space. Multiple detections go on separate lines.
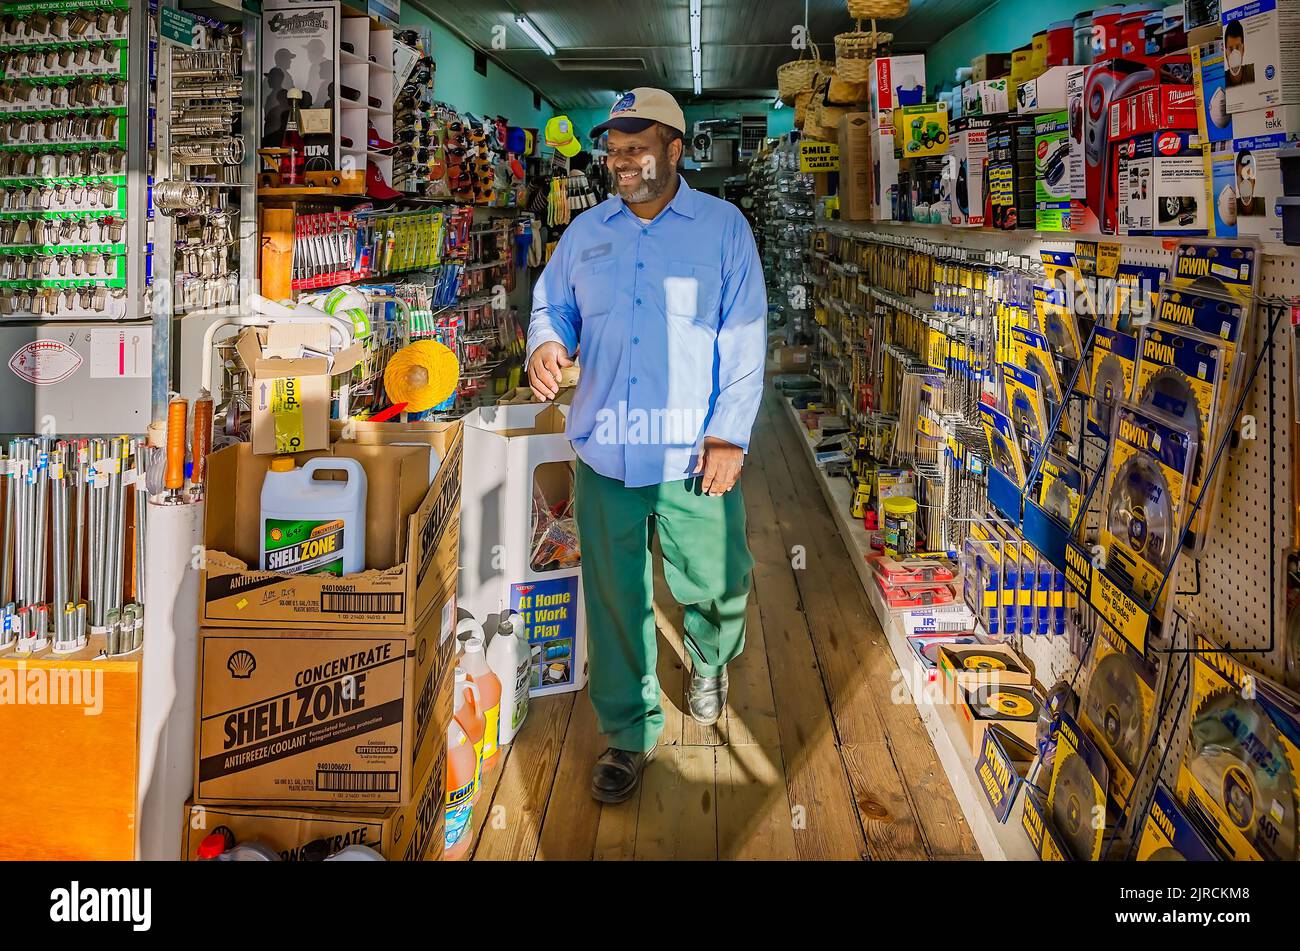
777, 37, 826, 100
793, 90, 814, 127
835, 22, 893, 84
846, 0, 909, 18
827, 68, 871, 106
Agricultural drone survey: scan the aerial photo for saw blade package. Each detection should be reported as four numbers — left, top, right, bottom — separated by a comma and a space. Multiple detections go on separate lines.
1099, 400, 1199, 618
1087, 326, 1138, 438
979, 402, 1027, 488
1137, 782, 1222, 861
1002, 361, 1051, 452
1080, 622, 1158, 809
1047, 710, 1111, 861
1133, 324, 1233, 553
1011, 325, 1072, 437
1176, 634, 1300, 862
1039, 452, 1083, 529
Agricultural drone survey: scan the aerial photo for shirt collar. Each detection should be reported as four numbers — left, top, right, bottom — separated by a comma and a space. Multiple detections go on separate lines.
601, 174, 696, 223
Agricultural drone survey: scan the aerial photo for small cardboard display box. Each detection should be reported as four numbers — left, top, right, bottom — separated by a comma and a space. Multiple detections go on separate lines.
182, 744, 446, 860
193, 573, 456, 808
201, 425, 462, 631
459, 403, 587, 697
236, 325, 364, 456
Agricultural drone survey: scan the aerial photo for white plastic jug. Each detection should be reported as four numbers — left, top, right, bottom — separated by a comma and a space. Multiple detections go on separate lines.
487, 614, 532, 745
260, 457, 367, 576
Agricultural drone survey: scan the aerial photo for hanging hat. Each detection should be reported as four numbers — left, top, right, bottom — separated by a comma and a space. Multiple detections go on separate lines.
544, 116, 582, 157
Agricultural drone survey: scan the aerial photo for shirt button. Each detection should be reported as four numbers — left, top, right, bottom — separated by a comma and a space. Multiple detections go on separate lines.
641, 228, 648, 235
631, 376, 638, 385
637, 262, 645, 270
636, 297, 642, 305
632, 336, 640, 344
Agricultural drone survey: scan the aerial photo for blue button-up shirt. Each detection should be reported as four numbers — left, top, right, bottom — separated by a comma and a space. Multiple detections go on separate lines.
527, 176, 767, 488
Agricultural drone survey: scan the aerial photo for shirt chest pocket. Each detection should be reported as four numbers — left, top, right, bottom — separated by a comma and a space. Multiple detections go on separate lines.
573, 259, 616, 318
664, 260, 722, 328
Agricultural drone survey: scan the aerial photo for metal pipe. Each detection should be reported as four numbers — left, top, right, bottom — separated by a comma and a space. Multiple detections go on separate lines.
2, 444, 14, 605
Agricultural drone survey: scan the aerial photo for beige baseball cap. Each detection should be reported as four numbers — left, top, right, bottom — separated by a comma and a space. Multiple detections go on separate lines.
590, 88, 687, 139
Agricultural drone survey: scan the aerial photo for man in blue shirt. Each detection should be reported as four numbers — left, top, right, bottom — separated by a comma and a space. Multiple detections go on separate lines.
527, 88, 767, 803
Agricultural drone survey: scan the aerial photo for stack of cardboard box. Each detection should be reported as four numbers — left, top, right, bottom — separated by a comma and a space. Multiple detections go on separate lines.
183, 383, 462, 861
836, 55, 926, 221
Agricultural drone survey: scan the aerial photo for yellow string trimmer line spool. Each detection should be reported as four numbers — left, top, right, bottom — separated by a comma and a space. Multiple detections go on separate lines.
383, 339, 460, 413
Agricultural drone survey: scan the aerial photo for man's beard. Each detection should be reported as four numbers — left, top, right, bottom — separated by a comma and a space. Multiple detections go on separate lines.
615, 156, 673, 203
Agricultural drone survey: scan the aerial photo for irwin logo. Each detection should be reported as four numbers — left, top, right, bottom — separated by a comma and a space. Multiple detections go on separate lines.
1142, 339, 1175, 366
1119, 417, 1153, 451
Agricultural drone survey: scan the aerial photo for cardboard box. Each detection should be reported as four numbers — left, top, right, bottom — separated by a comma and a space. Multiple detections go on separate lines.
182, 750, 445, 859
1221, 0, 1300, 113
872, 125, 900, 219
1116, 129, 1208, 235
193, 578, 456, 807
946, 118, 990, 226
868, 55, 926, 126
838, 112, 875, 221
1016, 64, 1081, 113
1035, 110, 1073, 231
956, 683, 1042, 757
237, 325, 363, 456
894, 102, 949, 158
976, 78, 1012, 115
1229, 105, 1300, 241
971, 52, 1012, 82
773, 344, 812, 373
1193, 41, 1235, 148
1067, 68, 1098, 233
934, 641, 1032, 705
459, 403, 587, 697
201, 430, 462, 631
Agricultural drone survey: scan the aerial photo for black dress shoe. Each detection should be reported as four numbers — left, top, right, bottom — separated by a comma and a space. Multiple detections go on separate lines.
590, 744, 657, 803
688, 667, 728, 726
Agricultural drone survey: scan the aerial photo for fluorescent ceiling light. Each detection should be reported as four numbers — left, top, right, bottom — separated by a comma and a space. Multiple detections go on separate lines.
515, 14, 556, 56
773, 97, 784, 109
690, 0, 702, 94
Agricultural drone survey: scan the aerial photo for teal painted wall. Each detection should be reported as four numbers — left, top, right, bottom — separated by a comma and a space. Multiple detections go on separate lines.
400, 9, 557, 127
565, 98, 790, 146
925, 0, 1086, 93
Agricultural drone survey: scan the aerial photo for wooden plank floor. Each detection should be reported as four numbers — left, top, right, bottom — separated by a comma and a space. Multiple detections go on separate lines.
468, 388, 980, 861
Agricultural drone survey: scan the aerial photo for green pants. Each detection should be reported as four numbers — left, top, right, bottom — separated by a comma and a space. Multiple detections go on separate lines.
574, 459, 754, 752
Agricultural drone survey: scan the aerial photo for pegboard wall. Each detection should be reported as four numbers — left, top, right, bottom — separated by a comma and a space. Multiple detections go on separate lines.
820, 222, 1300, 854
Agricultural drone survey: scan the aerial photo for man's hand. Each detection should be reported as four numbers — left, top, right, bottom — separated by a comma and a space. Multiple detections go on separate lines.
693, 436, 743, 496
527, 341, 574, 401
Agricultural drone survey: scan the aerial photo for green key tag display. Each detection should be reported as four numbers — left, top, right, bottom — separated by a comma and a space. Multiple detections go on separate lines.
263, 518, 346, 575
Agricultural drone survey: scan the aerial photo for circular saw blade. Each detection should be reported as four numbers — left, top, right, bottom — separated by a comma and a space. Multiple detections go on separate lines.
1024, 349, 1063, 407
1040, 306, 1080, 361
1107, 453, 1175, 570
1011, 390, 1042, 444
989, 429, 1018, 480
1052, 748, 1104, 861
1138, 365, 1204, 486
1147, 846, 1188, 861
1085, 652, 1148, 773
1092, 353, 1126, 434
1043, 476, 1074, 524
1188, 690, 1298, 861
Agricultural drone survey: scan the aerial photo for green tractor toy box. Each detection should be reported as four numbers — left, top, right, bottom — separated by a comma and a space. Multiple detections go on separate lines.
894, 102, 950, 159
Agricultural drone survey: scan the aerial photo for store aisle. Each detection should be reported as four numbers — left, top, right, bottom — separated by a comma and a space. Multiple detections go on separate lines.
461, 387, 979, 861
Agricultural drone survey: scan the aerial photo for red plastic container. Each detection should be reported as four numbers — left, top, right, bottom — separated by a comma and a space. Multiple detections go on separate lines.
1047, 20, 1075, 66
